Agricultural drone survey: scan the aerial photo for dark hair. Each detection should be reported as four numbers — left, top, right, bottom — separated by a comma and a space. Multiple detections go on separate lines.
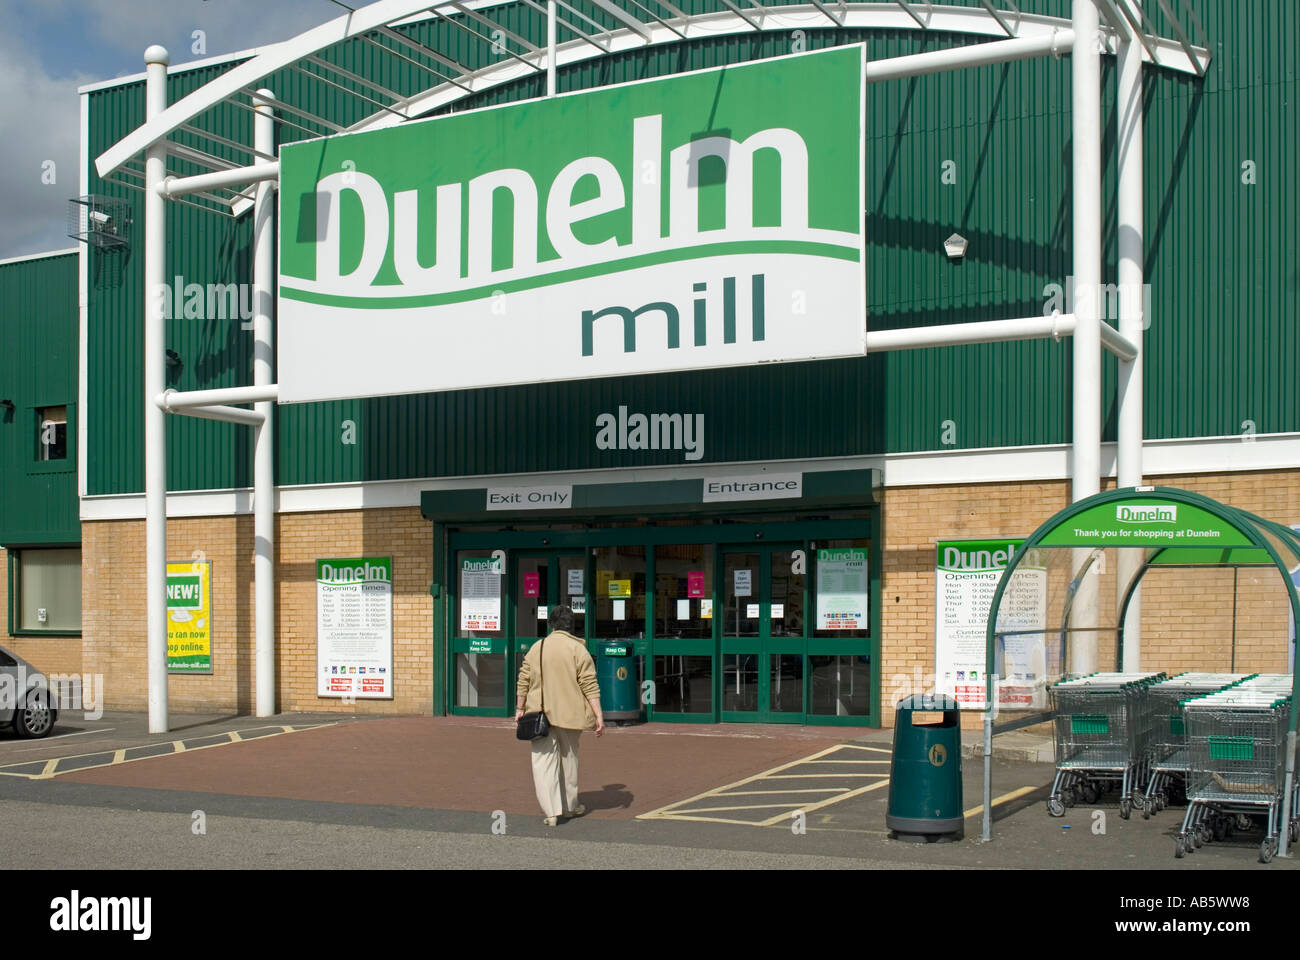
547, 605, 574, 632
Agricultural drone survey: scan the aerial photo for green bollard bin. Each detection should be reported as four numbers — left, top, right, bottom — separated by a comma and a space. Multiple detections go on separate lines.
886, 693, 963, 841
596, 642, 642, 722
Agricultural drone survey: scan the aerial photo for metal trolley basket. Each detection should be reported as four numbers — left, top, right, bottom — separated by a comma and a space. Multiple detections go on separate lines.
1141, 673, 1246, 818
1047, 672, 1165, 820
1177, 676, 1298, 863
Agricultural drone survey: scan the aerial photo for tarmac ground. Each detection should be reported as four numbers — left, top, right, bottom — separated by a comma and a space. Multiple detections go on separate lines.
0, 710, 1294, 870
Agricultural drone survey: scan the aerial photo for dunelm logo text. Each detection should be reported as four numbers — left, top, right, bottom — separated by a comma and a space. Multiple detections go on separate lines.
1116, 505, 1177, 524
308, 116, 814, 296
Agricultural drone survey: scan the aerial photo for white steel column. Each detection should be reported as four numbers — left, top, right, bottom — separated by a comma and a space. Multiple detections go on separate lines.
253, 90, 277, 717
1116, 0, 1145, 671
144, 45, 170, 734
1071, 0, 1102, 675
546, 0, 557, 96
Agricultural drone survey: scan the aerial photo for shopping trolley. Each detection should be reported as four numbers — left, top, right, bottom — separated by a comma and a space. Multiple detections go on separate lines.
1177, 680, 1294, 863
1047, 672, 1165, 820
1141, 673, 1246, 818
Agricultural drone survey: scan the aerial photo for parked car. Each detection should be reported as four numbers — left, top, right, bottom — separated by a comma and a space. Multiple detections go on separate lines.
0, 644, 57, 738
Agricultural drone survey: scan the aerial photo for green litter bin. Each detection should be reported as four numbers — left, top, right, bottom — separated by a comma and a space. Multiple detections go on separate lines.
886, 693, 963, 841
596, 642, 642, 722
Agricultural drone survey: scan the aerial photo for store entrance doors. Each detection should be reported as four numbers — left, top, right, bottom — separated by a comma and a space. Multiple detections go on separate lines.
443, 515, 878, 726
720, 545, 807, 722
513, 550, 588, 659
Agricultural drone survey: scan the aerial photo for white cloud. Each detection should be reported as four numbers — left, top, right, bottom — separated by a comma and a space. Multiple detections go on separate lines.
89, 0, 335, 66
0, 0, 332, 258
0, 30, 91, 259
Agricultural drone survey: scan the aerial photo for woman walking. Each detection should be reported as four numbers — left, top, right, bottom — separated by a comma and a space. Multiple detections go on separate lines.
516, 605, 604, 825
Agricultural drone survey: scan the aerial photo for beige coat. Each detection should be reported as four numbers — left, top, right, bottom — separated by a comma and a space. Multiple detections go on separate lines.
516, 630, 601, 731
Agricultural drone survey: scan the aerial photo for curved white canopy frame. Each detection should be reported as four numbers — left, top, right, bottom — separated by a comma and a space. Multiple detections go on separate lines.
95, 0, 1212, 212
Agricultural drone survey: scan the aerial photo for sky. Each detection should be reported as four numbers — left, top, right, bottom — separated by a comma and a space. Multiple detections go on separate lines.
0, 0, 339, 259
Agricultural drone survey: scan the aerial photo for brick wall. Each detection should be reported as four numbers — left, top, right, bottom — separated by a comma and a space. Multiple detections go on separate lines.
877, 469, 1299, 728
82, 509, 432, 715
76, 468, 1298, 723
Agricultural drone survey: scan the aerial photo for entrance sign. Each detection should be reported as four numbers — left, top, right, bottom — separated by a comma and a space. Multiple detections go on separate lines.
935, 539, 1047, 709
317, 557, 394, 698
460, 556, 503, 631
277, 46, 866, 403
702, 473, 802, 502
167, 561, 211, 674
816, 548, 868, 629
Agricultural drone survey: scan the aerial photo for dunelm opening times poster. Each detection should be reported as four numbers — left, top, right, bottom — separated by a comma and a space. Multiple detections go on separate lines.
935, 539, 1048, 709
318, 557, 393, 699
816, 548, 868, 630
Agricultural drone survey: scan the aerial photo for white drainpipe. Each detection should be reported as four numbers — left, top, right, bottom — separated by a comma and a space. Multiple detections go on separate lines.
144, 45, 170, 734
1071, 0, 1102, 675
253, 90, 277, 718
1116, 0, 1146, 672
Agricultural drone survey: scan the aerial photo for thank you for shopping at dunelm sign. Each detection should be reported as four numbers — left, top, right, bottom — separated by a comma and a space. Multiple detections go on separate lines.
1038, 500, 1253, 547
276, 46, 866, 403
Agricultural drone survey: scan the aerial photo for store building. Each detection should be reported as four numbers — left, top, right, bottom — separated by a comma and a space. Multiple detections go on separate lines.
1, 1, 1296, 731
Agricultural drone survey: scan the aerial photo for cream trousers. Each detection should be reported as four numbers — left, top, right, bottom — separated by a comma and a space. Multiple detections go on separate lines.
529, 726, 582, 818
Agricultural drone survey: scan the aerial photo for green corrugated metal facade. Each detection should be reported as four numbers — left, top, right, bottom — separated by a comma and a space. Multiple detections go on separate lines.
0, 252, 79, 544
69, 0, 1298, 496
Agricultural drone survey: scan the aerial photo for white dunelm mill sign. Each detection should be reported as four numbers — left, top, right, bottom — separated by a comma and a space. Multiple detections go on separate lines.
277, 46, 866, 403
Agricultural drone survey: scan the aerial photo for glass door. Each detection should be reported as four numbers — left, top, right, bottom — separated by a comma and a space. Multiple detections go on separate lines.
651, 544, 715, 720
514, 551, 589, 664
721, 545, 806, 722
451, 549, 508, 714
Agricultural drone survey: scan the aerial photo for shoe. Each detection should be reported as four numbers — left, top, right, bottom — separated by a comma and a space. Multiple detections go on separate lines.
543, 816, 559, 826
566, 804, 587, 818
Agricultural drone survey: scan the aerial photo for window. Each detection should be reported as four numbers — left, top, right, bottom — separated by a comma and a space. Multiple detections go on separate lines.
10, 548, 82, 634
37, 406, 68, 461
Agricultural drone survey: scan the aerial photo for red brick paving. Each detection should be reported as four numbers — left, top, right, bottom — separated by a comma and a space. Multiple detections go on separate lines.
59, 717, 854, 818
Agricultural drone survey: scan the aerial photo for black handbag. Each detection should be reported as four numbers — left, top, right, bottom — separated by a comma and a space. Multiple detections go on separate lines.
516, 636, 551, 741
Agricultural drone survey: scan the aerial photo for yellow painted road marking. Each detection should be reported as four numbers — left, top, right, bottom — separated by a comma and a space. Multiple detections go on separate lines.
674, 803, 820, 814
0, 723, 340, 780
644, 814, 771, 827
764, 773, 887, 779
798, 758, 890, 765
639, 743, 895, 826
963, 786, 1038, 819
835, 744, 891, 753
638, 743, 849, 819
719, 788, 847, 796
757, 778, 892, 826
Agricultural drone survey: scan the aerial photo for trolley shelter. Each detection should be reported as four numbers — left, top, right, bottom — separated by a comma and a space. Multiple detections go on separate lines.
978, 487, 1300, 852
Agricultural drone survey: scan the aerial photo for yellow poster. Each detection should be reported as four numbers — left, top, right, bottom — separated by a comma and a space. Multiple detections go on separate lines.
608, 579, 632, 598
167, 561, 212, 674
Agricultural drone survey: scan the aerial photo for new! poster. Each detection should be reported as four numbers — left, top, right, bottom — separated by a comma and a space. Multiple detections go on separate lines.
167, 561, 212, 673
